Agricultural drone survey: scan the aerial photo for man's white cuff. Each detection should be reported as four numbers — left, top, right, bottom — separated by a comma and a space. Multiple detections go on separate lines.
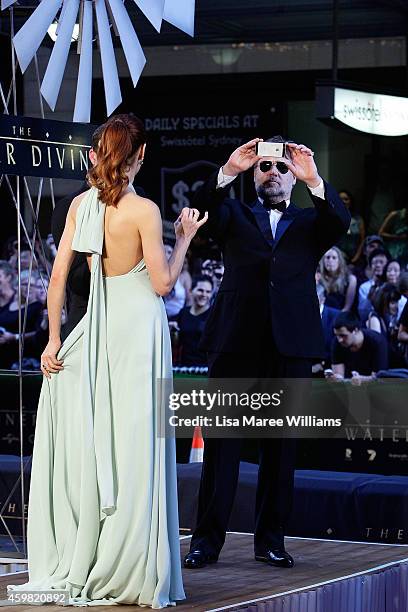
308, 179, 325, 199
217, 167, 237, 189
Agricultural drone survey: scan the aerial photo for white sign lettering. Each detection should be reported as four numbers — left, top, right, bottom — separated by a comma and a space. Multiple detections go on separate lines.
334, 87, 408, 136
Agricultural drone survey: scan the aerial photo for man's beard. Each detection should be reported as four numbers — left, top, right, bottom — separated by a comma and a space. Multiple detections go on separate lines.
257, 180, 285, 205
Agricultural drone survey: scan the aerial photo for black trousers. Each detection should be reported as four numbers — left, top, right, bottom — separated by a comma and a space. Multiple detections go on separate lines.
189, 339, 312, 557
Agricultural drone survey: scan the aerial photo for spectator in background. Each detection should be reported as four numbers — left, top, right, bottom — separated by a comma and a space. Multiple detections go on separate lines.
7, 238, 52, 275
180, 254, 193, 306
0, 268, 43, 368
366, 283, 403, 367
1, 236, 19, 261
336, 190, 365, 263
8, 245, 32, 271
383, 259, 406, 319
0, 260, 15, 313
379, 207, 408, 265
35, 275, 49, 306
384, 259, 401, 285
313, 282, 340, 375
396, 273, 408, 365
351, 234, 385, 285
201, 258, 224, 297
397, 298, 408, 366
10, 269, 40, 307
358, 248, 389, 322
172, 275, 213, 366
329, 311, 388, 384
319, 246, 356, 310
398, 272, 408, 302
163, 243, 187, 319
0, 260, 18, 364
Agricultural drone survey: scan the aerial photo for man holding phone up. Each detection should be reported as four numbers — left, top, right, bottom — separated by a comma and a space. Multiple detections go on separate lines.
184, 136, 350, 570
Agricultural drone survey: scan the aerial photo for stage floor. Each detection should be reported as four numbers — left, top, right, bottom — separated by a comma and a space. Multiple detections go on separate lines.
1, 533, 408, 611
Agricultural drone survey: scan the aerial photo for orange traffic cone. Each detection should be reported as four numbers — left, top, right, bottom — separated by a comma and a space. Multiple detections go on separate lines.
189, 426, 204, 463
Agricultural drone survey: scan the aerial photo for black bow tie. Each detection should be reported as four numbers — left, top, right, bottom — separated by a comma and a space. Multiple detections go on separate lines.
262, 200, 287, 213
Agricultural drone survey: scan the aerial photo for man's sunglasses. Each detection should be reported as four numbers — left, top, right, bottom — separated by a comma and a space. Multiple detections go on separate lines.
259, 160, 289, 174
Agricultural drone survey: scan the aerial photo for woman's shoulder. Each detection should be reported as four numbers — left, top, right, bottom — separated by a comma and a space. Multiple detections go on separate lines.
120, 190, 160, 218
68, 189, 91, 220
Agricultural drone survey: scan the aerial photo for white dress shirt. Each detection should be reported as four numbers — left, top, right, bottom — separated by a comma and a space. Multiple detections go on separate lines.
216, 167, 325, 238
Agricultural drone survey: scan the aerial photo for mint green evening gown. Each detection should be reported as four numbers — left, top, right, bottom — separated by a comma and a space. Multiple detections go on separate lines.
7, 187, 185, 608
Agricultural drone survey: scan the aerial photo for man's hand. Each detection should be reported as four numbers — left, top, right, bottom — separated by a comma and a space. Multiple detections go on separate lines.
351, 371, 375, 386
285, 143, 322, 188
324, 369, 344, 383
223, 138, 262, 176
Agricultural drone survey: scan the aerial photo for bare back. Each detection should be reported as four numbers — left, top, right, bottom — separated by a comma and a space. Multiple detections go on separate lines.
77, 187, 146, 277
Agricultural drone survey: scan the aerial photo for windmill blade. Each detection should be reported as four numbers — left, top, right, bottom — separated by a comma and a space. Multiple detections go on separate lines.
108, 0, 146, 87
56, 0, 70, 36
1, 0, 17, 10
94, 0, 121, 116
74, 0, 93, 123
3, 0, 197, 121
13, 0, 63, 73
41, 0, 80, 110
134, 0, 164, 33
163, 0, 195, 37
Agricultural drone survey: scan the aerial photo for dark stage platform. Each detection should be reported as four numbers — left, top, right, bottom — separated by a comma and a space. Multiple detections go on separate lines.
2, 534, 408, 611
3, 459, 408, 546
178, 462, 408, 545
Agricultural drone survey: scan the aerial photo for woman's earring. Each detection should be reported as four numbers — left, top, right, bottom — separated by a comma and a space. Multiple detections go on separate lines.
138, 159, 144, 167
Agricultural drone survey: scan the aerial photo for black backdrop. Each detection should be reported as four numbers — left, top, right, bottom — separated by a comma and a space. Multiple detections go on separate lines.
91, 66, 408, 232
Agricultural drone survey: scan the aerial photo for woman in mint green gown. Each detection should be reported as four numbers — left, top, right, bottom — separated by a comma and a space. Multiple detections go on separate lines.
7, 114, 207, 607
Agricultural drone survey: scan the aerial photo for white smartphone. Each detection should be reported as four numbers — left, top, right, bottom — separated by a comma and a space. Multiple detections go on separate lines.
256, 141, 286, 158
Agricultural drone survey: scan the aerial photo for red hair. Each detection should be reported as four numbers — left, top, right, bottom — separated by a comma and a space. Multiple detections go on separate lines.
88, 113, 146, 207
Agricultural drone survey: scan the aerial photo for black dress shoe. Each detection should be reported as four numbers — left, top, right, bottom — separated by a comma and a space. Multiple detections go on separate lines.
183, 549, 218, 569
255, 549, 294, 568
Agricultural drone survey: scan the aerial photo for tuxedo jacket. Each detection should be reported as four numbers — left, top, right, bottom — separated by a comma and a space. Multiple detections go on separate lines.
193, 172, 350, 359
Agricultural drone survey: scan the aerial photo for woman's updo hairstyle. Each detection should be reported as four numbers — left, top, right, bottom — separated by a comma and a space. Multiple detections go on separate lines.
88, 113, 146, 207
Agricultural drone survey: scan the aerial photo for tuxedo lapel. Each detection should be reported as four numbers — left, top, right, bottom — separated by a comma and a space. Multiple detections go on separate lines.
248, 200, 274, 247
273, 203, 300, 251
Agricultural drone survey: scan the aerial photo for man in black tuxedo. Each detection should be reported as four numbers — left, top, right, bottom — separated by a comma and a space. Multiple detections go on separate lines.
184, 136, 350, 570
51, 124, 145, 339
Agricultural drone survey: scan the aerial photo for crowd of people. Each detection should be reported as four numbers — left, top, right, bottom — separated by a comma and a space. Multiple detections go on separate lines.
315, 215, 408, 381
0, 188, 408, 375
0, 237, 58, 370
